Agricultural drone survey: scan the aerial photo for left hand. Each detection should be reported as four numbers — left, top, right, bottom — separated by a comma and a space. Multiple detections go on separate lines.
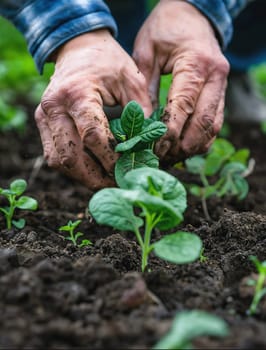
132, 0, 230, 163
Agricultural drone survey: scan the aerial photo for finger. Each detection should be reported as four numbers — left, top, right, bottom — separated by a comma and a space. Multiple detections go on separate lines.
180, 75, 227, 156
132, 50, 160, 113
35, 104, 115, 190
35, 104, 61, 168
62, 150, 115, 190
155, 59, 206, 159
41, 102, 88, 170
67, 94, 119, 175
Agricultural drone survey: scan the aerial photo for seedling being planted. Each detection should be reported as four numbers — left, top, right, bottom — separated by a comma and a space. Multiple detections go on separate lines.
59, 220, 92, 248
246, 255, 266, 315
184, 138, 253, 220
153, 310, 229, 349
89, 167, 202, 272
110, 100, 167, 187
0, 179, 38, 229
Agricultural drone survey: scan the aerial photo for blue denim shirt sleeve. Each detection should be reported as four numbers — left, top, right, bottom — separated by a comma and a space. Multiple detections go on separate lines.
0, 0, 248, 73
0, 0, 117, 73
185, 0, 248, 50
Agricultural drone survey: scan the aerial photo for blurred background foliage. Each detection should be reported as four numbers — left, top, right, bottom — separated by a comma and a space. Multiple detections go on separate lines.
0, 10, 265, 133
0, 17, 53, 132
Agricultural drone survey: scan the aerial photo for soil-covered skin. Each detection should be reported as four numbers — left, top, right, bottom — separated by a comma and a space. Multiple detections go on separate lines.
0, 106, 266, 349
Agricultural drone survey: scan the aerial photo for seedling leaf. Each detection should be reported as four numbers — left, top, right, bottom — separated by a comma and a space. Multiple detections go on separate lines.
153, 310, 229, 350
16, 196, 38, 210
12, 218, 25, 229
109, 118, 126, 142
123, 167, 187, 216
121, 100, 144, 138
89, 188, 143, 232
115, 150, 159, 188
10, 179, 27, 195
153, 231, 202, 264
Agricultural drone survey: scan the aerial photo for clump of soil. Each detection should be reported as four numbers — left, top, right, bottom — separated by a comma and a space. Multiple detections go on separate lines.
0, 111, 266, 349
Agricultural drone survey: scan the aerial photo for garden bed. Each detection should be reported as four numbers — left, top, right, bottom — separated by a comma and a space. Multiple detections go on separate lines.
0, 106, 266, 349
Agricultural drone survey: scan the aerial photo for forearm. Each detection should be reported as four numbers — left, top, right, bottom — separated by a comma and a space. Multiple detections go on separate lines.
0, 0, 117, 73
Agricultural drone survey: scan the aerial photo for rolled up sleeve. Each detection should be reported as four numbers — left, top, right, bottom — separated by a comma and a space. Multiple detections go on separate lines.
0, 0, 117, 73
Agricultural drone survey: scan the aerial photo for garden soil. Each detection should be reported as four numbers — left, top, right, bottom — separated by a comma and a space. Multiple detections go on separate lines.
0, 105, 266, 349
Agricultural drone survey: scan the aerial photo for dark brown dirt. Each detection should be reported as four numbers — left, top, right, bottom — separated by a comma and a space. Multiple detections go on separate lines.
0, 105, 266, 349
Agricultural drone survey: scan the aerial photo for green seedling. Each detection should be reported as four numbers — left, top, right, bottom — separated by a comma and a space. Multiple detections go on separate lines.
89, 167, 202, 272
184, 138, 252, 220
246, 255, 266, 315
0, 179, 38, 229
59, 220, 92, 248
153, 310, 229, 349
110, 100, 167, 187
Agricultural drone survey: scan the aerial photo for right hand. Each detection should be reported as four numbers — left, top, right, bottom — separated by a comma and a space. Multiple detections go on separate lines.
35, 29, 152, 190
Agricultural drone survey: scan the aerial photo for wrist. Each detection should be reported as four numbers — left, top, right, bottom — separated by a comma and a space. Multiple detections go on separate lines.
50, 29, 112, 63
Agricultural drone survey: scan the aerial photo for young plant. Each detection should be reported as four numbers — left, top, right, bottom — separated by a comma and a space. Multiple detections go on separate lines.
89, 167, 202, 272
59, 220, 92, 248
0, 179, 38, 229
246, 255, 266, 315
153, 310, 229, 349
184, 138, 252, 220
109, 100, 167, 187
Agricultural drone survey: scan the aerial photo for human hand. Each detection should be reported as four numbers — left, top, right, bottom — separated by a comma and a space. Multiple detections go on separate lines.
35, 29, 152, 190
132, 0, 230, 164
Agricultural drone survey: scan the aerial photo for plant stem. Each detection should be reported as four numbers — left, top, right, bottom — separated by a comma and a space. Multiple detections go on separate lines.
7, 196, 16, 229
249, 273, 266, 315
201, 196, 211, 222
141, 214, 154, 272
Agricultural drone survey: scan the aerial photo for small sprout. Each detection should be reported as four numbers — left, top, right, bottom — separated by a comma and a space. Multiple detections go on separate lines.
246, 255, 266, 315
153, 310, 229, 349
59, 220, 92, 248
0, 179, 38, 229
89, 167, 202, 272
184, 138, 252, 220
110, 101, 167, 187
199, 247, 208, 263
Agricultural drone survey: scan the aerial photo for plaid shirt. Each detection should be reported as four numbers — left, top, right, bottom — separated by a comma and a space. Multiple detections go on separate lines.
0, 0, 248, 73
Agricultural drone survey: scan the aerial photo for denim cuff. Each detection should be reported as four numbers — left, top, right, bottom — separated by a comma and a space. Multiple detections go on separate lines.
10, 0, 118, 73
184, 0, 247, 50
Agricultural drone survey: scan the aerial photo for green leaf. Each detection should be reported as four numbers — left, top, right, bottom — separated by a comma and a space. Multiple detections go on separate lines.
79, 239, 93, 247
126, 190, 183, 230
109, 118, 126, 142
185, 156, 206, 175
249, 256, 266, 275
10, 179, 27, 195
123, 168, 187, 217
218, 162, 249, 200
187, 184, 202, 197
89, 188, 143, 232
153, 231, 202, 264
70, 220, 82, 229
0, 189, 12, 197
138, 121, 167, 143
115, 135, 142, 152
115, 150, 159, 188
121, 101, 144, 138
12, 218, 25, 229
204, 138, 235, 176
229, 148, 250, 165
153, 310, 229, 350
16, 196, 38, 210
